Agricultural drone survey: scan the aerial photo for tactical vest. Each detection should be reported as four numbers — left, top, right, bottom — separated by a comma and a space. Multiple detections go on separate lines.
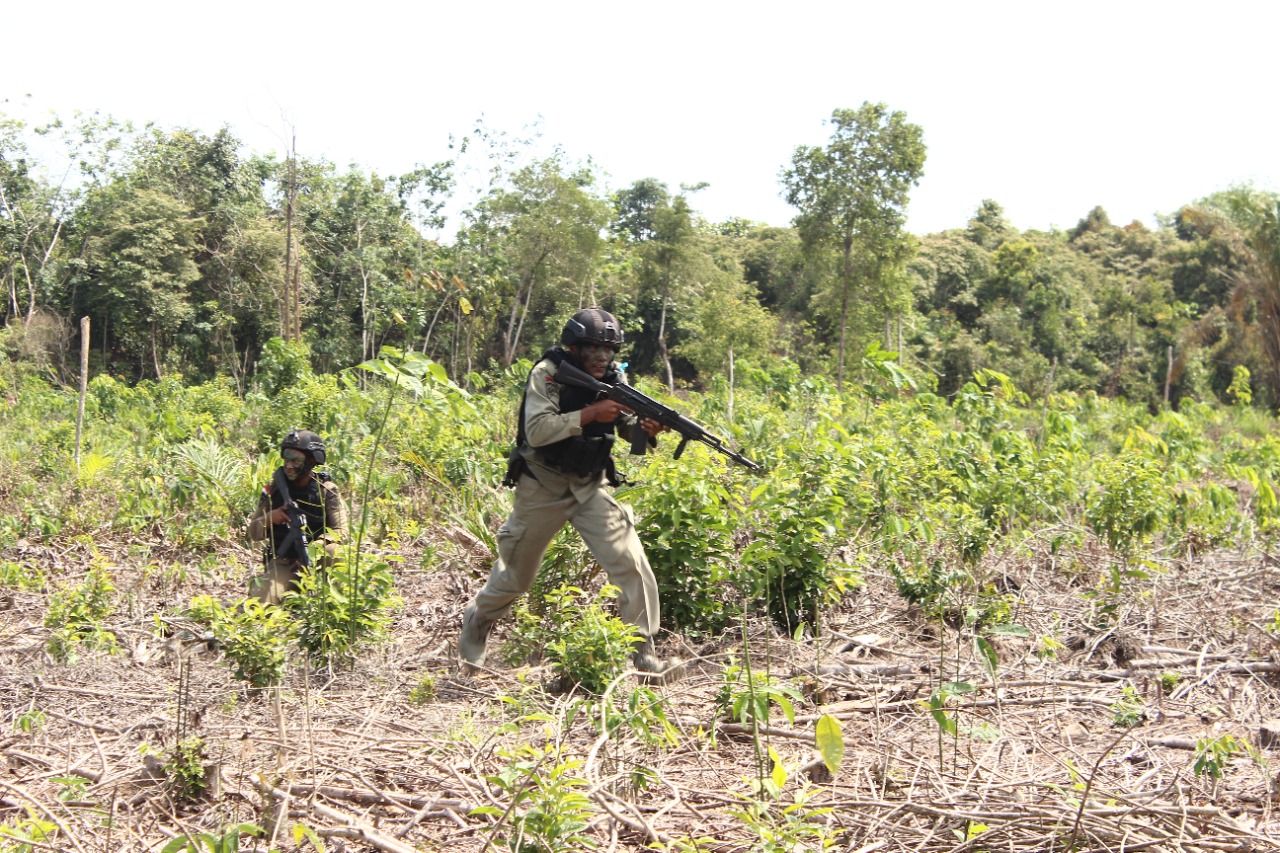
267, 471, 333, 559
517, 348, 620, 481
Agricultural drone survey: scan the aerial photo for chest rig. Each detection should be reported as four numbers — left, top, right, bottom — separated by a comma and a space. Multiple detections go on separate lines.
509, 348, 622, 484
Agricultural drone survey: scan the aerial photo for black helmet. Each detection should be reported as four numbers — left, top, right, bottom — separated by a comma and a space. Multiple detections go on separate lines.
561, 308, 624, 348
281, 429, 326, 465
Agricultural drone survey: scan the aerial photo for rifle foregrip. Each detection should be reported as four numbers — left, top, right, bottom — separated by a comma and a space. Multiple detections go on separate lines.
630, 425, 649, 455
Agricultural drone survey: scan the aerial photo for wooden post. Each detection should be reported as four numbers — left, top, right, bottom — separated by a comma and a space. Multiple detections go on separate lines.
75, 316, 89, 465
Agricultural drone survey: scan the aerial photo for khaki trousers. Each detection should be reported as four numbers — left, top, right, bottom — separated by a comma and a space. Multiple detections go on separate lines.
466, 472, 660, 640
249, 543, 339, 605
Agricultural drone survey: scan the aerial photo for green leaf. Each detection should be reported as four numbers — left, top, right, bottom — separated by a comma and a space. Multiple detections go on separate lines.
974, 636, 998, 678
985, 623, 1031, 637
815, 714, 844, 775
769, 745, 787, 789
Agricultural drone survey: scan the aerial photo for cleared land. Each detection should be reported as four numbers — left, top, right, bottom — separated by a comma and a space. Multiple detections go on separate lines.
2, 533, 1280, 852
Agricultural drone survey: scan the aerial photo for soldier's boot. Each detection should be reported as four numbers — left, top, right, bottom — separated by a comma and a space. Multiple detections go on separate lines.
631, 637, 686, 685
458, 603, 495, 670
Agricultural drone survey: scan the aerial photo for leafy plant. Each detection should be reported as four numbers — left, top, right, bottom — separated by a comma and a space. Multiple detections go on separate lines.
1193, 734, 1243, 780
716, 659, 803, 726
409, 673, 438, 706
539, 585, 639, 695
0, 561, 43, 592
731, 757, 836, 852
593, 687, 681, 749
632, 450, 740, 634
288, 549, 399, 665
472, 742, 597, 852
1085, 450, 1169, 557
0, 809, 58, 852
1110, 686, 1146, 729
743, 464, 856, 633
12, 709, 45, 735
927, 680, 976, 738
160, 823, 264, 853
51, 774, 89, 803
44, 561, 118, 663
170, 435, 250, 519
188, 596, 294, 689
166, 736, 210, 802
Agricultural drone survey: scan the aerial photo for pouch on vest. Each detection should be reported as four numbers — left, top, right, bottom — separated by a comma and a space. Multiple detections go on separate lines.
539, 435, 615, 479
502, 446, 528, 488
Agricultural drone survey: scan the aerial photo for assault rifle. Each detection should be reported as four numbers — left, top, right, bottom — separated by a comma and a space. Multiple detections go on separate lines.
553, 360, 762, 472
272, 467, 311, 567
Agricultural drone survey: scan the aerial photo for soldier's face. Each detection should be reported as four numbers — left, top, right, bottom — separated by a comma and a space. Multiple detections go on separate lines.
575, 344, 618, 379
282, 449, 308, 480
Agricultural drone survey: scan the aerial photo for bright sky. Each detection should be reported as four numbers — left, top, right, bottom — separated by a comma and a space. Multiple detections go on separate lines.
7, 1, 1277, 238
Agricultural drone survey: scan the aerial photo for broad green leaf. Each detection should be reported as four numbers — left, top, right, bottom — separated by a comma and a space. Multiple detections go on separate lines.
985, 623, 1031, 637
815, 714, 844, 775
974, 636, 998, 677
769, 745, 787, 789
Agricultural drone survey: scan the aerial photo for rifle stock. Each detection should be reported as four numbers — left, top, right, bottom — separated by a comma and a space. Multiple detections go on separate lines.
553, 360, 762, 472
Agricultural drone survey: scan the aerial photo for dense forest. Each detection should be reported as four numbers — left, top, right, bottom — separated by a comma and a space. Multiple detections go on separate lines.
2, 104, 1278, 410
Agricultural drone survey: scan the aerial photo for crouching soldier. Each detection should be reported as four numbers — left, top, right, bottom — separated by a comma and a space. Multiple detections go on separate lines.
246, 430, 347, 604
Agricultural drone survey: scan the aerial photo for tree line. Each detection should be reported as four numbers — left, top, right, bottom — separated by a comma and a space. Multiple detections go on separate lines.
2, 105, 1278, 408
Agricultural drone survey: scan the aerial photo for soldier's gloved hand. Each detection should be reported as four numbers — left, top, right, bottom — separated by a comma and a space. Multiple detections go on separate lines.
269, 507, 291, 525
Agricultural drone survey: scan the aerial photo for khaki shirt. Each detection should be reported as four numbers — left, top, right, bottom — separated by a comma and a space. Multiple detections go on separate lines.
246, 473, 347, 547
519, 357, 640, 503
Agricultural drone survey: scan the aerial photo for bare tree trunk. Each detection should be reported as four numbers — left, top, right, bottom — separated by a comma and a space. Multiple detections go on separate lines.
503, 251, 548, 364
837, 243, 853, 392
75, 316, 89, 466
727, 347, 735, 425
358, 220, 370, 364
1164, 345, 1174, 404
422, 289, 451, 355
292, 254, 302, 344
658, 294, 674, 391
151, 323, 162, 379
24, 219, 61, 322
837, 282, 849, 392
283, 133, 297, 341
511, 276, 538, 364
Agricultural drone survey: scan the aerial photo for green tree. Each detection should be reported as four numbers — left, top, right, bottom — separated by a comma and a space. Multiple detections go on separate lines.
463, 152, 610, 366
82, 187, 204, 377
966, 199, 1013, 250
0, 118, 64, 324
780, 103, 926, 388
1212, 188, 1280, 401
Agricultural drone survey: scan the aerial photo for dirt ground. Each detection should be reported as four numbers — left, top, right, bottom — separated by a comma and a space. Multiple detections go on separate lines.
3, 532, 1280, 852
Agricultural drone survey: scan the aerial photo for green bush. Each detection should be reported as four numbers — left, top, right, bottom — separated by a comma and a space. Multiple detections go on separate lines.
506, 585, 638, 694
188, 596, 294, 688
45, 562, 118, 663
288, 548, 400, 665
1085, 450, 1170, 556
632, 451, 741, 634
